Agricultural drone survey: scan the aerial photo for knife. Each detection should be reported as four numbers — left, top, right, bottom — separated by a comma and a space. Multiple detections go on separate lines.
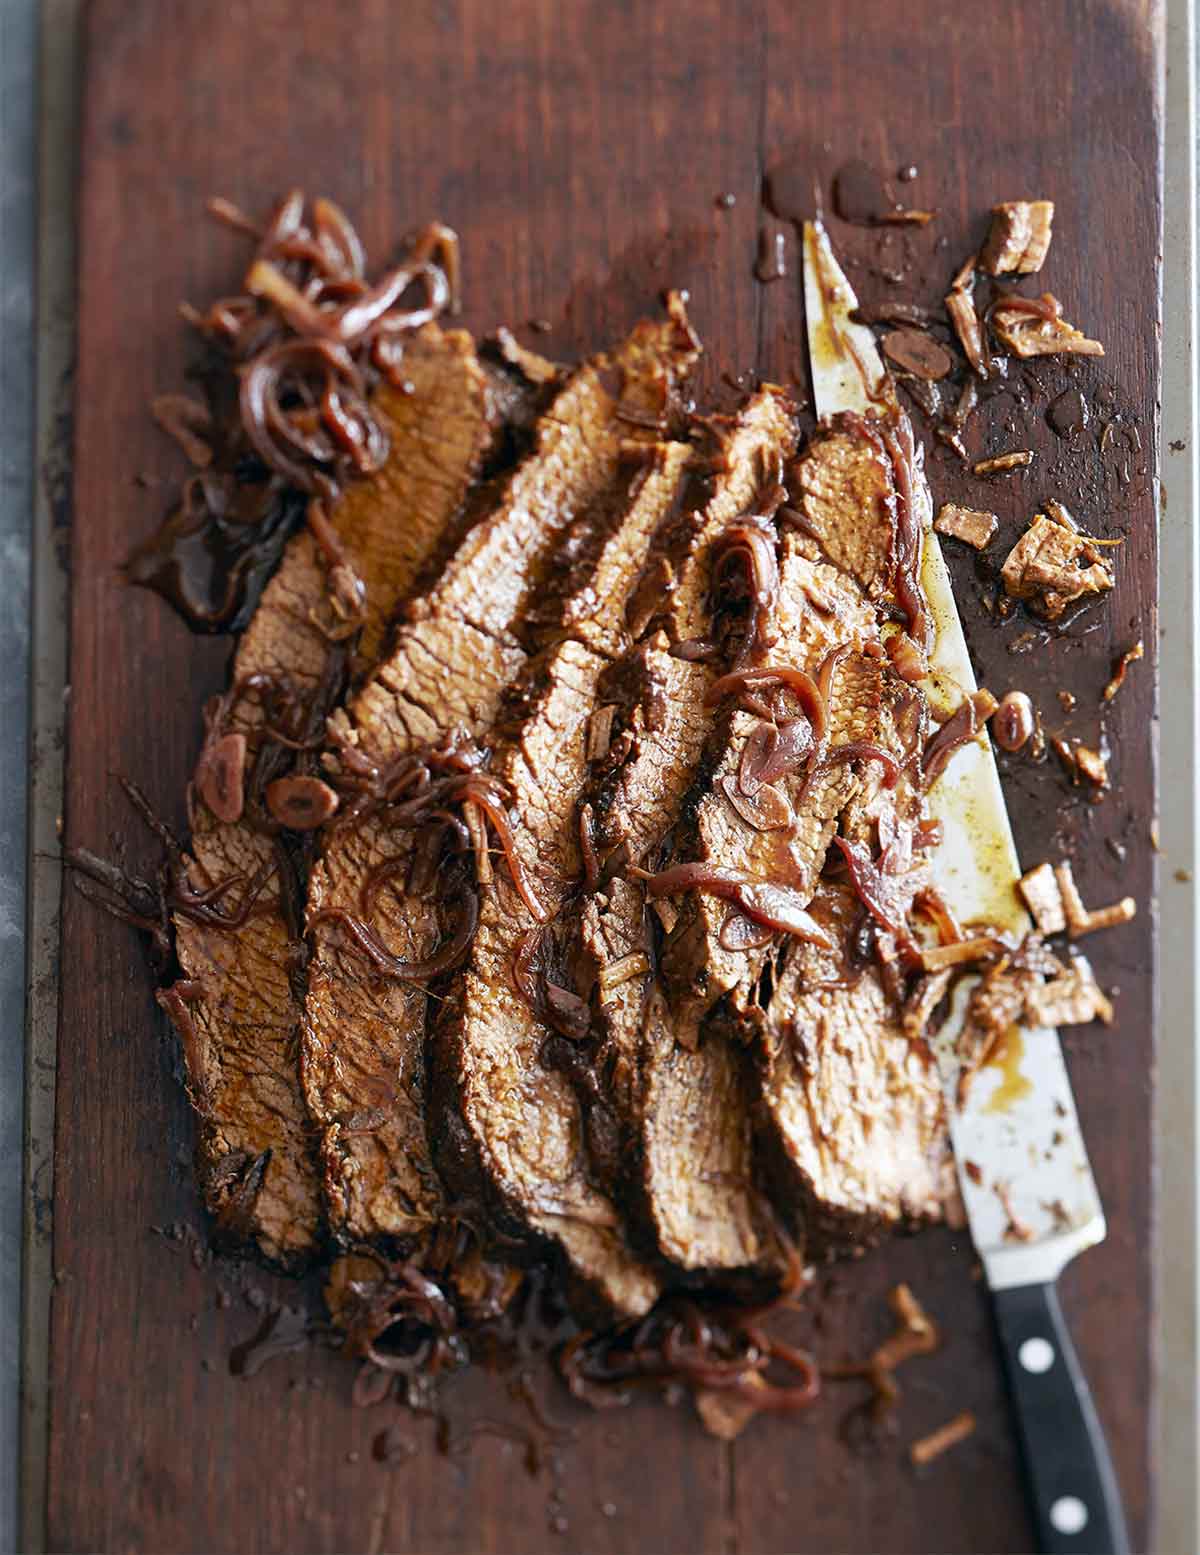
803, 217, 1130, 1555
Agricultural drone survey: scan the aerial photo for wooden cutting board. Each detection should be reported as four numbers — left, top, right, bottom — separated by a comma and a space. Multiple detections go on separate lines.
46, 1, 1160, 1549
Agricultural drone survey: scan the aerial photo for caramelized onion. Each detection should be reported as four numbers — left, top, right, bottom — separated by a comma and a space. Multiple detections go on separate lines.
754, 718, 816, 788
309, 885, 479, 981
721, 773, 791, 831
804, 740, 901, 795
558, 1286, 819, 1427
462, 786, 550, 924
924, 689, 998, 786
880, 416, 930, 651
186, 194, 460, 500
711, 515, 780, 667
834, 837, 918, 945
633, 864, 832, 948
706, 665, 826, 742
718, 910, 776, 952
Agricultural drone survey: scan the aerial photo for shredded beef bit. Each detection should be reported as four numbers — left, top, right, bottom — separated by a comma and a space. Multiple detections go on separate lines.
974, 450, 1033, 475
1103, 639, 1144, 701
1018, 861, 1067, 934
979, 200, 1055, 276
1000, 513, 1116, 619
944, 254, 988, 377
910, 1409, 977, 1466
1052, 861, 1137, 939
1026, 955, 1114, 1027
934, 503, 998, 549
1055, 740, 1109, 794
990, 292, 1104, 358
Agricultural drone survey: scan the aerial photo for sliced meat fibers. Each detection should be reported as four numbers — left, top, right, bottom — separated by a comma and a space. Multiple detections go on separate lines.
434, 439, 692, 1320
759, 886, 952, 1240
573, 388, 799, 1278
658, 540, 879, 1036
164, 326, 499, 1266
301, 310, 700, 1254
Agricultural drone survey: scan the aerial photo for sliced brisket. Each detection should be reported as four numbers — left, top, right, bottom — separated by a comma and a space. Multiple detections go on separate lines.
572, 388, 799, 1277
164, 326, 498, 1266
757, 884, 952, 1243
643, 411, 954, 1253
434, 439, 693, 1320
301, 310, 700, 1253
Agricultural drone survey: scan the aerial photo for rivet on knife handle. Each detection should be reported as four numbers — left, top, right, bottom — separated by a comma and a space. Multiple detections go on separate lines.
993, 1281, 1130, 1555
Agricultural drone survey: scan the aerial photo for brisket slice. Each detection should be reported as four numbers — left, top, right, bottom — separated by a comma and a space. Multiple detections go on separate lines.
658, 532, 882, 1037
753, 427, 953, 1247
794, 418, 898, 602
433, 440, 692, 1320
572, 388, 799, 1276
756, 883, 952, 1244
301, 310, 700, 1251
164, 326, 498, 1267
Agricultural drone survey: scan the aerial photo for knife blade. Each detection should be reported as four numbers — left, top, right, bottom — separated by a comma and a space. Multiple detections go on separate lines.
802, 216, 1129, 1555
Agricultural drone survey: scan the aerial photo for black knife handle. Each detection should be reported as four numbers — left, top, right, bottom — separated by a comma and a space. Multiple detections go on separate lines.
992, 1281, 1130, 1555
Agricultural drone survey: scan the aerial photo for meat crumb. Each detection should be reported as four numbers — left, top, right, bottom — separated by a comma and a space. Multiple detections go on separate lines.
1000, 514, 1116, 619
1019, 862, 1067, 935
934, 503, 998, 549
695, 1376, 766, 1440
910, 1410, 977, 1467
991, 293, 1104, 359
827, 1284, 940, 1420
1073, 744, 1109, 789
1103, 640, 1144, 701
1053, 737, 1109, 794
974, 450, 1033, 475
1053, 861, 1137, 940
963, 1160, 984, 1186
995, 1181, 1034, 1241
921, 936, 1006, 973
980, 200, 1055, 275
944, 254, 988, 376
1027, 954, 1114, 1027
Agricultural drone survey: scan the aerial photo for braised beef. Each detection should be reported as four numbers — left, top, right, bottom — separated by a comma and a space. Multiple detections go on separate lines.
571, 388, 800, 1279
433, 440, 693, 1319
162, 325, 501, 1266
757, 886, 953, 1245
301, 310, 700, 1257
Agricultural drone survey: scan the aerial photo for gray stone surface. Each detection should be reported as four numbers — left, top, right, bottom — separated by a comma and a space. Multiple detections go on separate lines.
1, 1, 37, 1549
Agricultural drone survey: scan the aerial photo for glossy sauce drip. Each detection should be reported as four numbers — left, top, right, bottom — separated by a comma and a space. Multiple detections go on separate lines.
125, 478, 306, 633
1046, 387, 1089, 438
983, 1025, 1033, 1114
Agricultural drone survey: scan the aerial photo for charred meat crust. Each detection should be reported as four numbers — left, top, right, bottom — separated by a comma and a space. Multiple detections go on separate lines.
165, 325, 500, 1267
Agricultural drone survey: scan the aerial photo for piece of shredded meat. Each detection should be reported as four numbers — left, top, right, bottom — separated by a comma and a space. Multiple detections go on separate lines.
979, 200, 1054, 276
990, 292, 1104, 358
910, 1409, 977, 1466
934, 503, 998, 549
1000, 514, 1116, 619
944, 254, 988, 376
1053, 860, 1137, 939
1018, 862, 1067, 935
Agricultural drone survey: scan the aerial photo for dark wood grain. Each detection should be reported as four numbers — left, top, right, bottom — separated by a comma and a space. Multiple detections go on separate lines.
49, 1, 1160, 1550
